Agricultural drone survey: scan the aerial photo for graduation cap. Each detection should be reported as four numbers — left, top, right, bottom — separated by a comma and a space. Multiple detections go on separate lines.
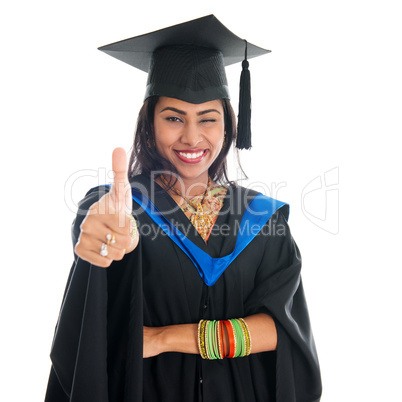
98, 15, 270, 149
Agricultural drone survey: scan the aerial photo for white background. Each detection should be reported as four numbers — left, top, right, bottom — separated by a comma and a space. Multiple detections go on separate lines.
1, 0, 401, 400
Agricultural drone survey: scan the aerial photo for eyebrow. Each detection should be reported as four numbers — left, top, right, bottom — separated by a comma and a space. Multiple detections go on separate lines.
160, 107, 221, 116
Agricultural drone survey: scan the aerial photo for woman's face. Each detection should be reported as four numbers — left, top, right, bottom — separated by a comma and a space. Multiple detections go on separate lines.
153, 96, 225, 183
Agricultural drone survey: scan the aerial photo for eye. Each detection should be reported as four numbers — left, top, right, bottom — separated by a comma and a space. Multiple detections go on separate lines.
166, 116, 183, 123
200, 118, 217, 124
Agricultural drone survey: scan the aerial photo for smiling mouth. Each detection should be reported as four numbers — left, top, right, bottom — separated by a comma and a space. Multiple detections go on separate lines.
174, 149, 208, 163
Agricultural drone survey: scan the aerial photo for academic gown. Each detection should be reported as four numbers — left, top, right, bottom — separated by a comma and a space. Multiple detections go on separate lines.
45, 174, 322, 402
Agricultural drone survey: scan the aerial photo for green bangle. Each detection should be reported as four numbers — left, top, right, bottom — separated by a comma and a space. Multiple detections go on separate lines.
205, 320, 212, 360
206, 320, 216, 360
214, 320, 223, 359
211, 321, 217, 359
206, 321, 212, 359
212, 320, 221, 360
231, 319, 245, 357
236, 319, 246, 357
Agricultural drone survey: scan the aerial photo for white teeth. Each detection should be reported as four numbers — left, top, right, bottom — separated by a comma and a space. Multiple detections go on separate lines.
178, 151, 204, 159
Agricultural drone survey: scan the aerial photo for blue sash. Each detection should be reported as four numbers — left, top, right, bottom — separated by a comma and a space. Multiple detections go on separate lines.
130, 188, 287, 286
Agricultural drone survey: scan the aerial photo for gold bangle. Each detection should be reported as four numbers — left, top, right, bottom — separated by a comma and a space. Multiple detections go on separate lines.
239, 318, 252, 356
217, 320, 223, 359
198, 320, 208, 359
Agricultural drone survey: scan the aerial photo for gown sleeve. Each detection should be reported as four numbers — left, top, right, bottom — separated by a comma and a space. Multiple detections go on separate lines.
45, 186, 111, 402
45, 185, 145, 402
244, 209, 322, 402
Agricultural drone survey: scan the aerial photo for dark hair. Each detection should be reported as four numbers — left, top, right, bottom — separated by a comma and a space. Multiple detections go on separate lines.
128, 96, 239, 184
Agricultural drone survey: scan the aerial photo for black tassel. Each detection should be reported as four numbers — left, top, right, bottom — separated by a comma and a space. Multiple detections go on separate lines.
236, 41, 252, 150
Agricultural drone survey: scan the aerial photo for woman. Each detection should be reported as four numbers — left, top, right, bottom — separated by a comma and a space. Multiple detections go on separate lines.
45, 15, 322, 402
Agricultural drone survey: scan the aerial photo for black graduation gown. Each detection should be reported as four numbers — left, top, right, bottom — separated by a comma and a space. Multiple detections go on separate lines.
45, 174, 322, 402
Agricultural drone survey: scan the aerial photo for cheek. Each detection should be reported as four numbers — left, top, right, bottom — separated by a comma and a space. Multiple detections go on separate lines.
154, 122, 173, 151
209, 129, 225, 152
154, 127, 185, 162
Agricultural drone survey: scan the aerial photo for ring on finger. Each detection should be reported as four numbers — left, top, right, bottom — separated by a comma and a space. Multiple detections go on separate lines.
100, 242, 108, 257
106, 232, 116, 245
106, 233, 112, 245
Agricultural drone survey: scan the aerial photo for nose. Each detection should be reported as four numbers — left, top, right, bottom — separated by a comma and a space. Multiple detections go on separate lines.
180, 122, 203, 147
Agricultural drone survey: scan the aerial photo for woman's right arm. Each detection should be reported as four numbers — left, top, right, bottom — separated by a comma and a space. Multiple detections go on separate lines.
74, 147, 139, 267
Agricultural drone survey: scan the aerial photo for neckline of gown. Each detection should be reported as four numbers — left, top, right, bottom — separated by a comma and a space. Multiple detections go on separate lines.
129, 174, 253, 257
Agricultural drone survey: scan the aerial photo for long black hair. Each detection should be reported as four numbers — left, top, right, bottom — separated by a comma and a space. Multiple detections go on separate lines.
128, 96, 239, 184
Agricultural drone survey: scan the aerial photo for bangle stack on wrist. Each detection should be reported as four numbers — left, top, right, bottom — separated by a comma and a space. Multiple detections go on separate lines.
198, 318, 251, 360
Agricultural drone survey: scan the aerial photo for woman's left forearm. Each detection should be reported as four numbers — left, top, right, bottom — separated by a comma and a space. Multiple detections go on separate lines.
143, 313, 277, 358
242, 313, 277, 353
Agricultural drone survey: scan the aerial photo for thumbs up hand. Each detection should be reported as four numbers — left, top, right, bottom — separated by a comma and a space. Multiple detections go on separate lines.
75, 147, 139, 268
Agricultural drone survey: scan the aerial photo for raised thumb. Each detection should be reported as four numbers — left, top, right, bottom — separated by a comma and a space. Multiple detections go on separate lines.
110, 147, 132, 216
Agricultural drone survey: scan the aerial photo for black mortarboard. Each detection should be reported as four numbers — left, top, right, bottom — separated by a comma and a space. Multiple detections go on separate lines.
98, 15, 270, 149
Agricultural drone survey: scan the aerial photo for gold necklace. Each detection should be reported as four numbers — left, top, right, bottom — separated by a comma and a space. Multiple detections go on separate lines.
160, 175, 213, 240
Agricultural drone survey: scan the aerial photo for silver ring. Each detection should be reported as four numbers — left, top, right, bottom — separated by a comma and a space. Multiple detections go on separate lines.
100, 242, 108, 257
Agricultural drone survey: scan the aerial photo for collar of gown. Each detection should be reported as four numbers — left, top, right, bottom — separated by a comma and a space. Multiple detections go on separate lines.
125, 174, 288, 286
